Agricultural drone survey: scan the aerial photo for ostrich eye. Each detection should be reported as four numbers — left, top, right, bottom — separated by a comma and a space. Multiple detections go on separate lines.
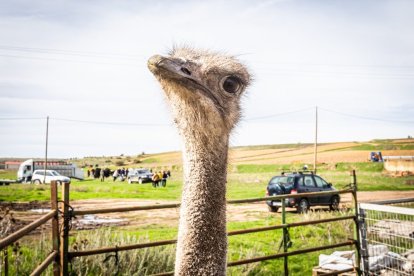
222, 76, 241, 94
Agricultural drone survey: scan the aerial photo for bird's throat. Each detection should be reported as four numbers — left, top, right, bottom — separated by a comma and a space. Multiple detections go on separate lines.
174, 135, 229, 275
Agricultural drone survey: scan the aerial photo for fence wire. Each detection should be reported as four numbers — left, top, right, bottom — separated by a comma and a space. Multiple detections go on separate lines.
359, 203, 414, 275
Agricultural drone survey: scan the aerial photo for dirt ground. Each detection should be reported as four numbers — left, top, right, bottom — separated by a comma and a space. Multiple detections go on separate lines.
2, 191, 414, 234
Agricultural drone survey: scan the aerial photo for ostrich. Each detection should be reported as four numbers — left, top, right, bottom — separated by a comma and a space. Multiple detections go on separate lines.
148, 47, 251, 275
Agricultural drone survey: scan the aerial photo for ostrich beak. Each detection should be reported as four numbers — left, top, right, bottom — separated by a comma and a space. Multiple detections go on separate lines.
148, 55, 192, 80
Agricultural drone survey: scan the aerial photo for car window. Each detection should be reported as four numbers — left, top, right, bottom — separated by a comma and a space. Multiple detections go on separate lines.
46, 172, 53, 176
34, 171, 43, 176
303, 176, 315, 187
51, 171, 60, 176
269, 176, 295, 186
314, 176, 328, 188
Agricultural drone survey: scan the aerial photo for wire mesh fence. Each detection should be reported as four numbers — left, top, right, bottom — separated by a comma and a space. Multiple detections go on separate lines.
359, 203, 414, 275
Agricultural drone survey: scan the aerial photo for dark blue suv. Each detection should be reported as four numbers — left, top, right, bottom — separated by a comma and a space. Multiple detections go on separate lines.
266, 172, 340, 213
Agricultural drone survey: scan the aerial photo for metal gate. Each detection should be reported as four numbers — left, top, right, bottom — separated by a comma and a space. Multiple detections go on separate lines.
359, 203, 414, 275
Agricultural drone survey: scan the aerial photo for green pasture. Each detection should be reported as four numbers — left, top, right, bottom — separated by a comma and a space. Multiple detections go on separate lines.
1, 162, 414, 202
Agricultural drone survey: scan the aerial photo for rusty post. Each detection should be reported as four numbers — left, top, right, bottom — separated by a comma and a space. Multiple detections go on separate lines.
60, 182, 70, 276
4, 249, 8, 276
351, 170, 361, 275
51, 181, 60, 276
281, 199, 288, 276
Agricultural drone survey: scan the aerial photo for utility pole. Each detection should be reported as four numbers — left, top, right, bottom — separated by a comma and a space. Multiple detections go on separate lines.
313, 107, 318, 173
44, 116, 49, 184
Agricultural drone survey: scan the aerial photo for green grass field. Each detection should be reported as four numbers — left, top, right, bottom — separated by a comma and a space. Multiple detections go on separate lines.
1, 139, 413, 275
1, 161, 413, 202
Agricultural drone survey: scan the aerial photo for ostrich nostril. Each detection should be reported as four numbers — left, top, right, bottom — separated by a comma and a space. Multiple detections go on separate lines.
181, 67, 191, 75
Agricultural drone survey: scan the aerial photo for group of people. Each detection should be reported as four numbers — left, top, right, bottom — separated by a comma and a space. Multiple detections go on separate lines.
86, 166, 171, 186
86, 166, 129, 182
151, 170, 169, 187
112, 168, 129, 182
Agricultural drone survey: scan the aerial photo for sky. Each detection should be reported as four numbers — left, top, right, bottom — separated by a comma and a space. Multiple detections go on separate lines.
0, 0, 413, 158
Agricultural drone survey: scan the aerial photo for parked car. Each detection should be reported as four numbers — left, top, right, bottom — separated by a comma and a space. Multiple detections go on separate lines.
31, 170, 71, 184
127, 169, 153, 184
265, 172, 340, 213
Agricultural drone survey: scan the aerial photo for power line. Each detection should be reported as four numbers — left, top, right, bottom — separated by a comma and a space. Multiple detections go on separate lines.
51, 117, 170, 127
253, 60, 414, 69
319, 107, 414, 124
0, 107, 412, 125
245, 107, 313, 121
2, 45, 414, 70
0, 117, 45, 120
0, 54, 139, 67
256, 68, 414, 79
0, 45, 145, 60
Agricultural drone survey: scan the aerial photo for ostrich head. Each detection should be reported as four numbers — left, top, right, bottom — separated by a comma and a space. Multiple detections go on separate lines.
148, 47, 251, 140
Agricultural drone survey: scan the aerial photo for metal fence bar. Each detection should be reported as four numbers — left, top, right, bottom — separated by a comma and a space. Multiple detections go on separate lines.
73, 203, 181, 216
50, 181, 60, 276
0, 210, 57, 250
228, 189, 353, 204
351, 170, 361, 275
227, 240, 356, 266
152, 241, 357, 276
60, 182, 70, 276
370, 198, 414, 205
359, 203, 414, 216
69, 239, 177, 258
72, 189, 353, 216
29, 251, 58, 276
228, 215, 356, 236
3, 249, 8, 276
69, 216, 356, 259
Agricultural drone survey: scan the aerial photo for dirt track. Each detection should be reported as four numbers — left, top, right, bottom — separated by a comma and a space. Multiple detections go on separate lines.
3, 191, 414, 233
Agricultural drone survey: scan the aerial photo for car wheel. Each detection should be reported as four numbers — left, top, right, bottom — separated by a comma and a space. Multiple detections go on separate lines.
268, 205, 279, 213
297, 199, 309, 213
56, 180, 62, 185
330, 196, 340, 211
34, 179, 42, 184
128, 178, 132, 184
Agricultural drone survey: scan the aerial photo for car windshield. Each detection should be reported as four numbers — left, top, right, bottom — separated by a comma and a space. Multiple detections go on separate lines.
137, 170, 150, 174
269, 176, 295, 186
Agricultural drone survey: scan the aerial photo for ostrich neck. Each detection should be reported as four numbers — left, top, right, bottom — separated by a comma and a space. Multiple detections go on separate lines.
175, 131, 229, 276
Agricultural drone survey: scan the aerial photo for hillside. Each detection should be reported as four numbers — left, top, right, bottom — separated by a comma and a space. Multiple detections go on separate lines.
73, 138, 414, 169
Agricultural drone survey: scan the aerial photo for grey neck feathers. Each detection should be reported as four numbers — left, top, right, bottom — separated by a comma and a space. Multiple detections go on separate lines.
174, 129, 229, 276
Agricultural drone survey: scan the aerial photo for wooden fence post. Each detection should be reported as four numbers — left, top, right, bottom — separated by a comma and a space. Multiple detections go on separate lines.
60, 182, 70, 276
51, 181, 60, 276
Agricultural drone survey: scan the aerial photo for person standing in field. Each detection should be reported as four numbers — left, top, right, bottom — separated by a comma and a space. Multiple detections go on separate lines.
161, 171, 168, 187
113, 169, 118, 181
152, 172, 160, 187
